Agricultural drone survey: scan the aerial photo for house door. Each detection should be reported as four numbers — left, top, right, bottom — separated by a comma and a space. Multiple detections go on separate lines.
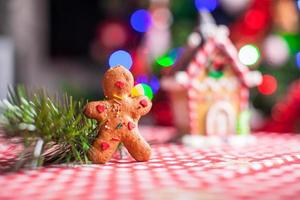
206, 101, 236, 136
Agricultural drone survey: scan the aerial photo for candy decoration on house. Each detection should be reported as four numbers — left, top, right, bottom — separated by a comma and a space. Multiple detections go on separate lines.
161, 11, 262, 140
84, 65, 152, 164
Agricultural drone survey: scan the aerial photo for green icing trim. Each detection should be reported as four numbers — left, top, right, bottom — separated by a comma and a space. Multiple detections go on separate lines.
208, 70, 224, 79
116, 123, 123, 129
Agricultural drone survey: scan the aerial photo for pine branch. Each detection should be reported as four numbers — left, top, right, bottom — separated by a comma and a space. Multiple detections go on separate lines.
0, 86, 98, 168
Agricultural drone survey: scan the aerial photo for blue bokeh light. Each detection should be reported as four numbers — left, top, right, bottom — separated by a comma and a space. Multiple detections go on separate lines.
296, 52, 300, 69
149, 76, 160, 94
195, 0, 218, 12
130, 9, 152, 32
169, 47, 184, 63
297, 0, 300, 11
135, 75, 148, 84
109, 50, 133, 70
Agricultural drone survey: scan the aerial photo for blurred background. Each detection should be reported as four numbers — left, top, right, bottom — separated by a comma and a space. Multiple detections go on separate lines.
0, 0, 299, 132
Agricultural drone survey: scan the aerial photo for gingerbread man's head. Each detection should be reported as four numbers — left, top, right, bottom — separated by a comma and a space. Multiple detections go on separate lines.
103, 65, 134, 99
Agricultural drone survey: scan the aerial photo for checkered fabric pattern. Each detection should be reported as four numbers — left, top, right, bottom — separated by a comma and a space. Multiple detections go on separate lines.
1, 132, 300, 200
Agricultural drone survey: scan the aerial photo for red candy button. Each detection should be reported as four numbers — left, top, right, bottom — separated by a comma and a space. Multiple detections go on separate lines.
139, 99, 148, 107
128, 122, 136, 130
96, 104, 105, 113
115, 81, 125, 89
100, 142, 110, 151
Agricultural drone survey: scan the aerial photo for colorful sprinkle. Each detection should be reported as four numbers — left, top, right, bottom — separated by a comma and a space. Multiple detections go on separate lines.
115, 81, 125, 89
113, 94, 123, 100
100, 142, 110, 151
111, 137, 120, 142
113, 99, 121, 105
96, 104, 105, 113
139, 99, 148, 107
116, 123, 123, 129
128, 122, 136, 130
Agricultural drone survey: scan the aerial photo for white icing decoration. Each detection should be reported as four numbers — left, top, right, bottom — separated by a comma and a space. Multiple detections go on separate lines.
187, 62, 199, 76
175, 71, 189, 86
191, 79, 207, 92
196, 51, 206, 64
206, 101, 236, 136
243, 71, 262, 87
206, 78, 219, 92
226, 78, 239, 91
215, 25, 229, 43
188, 32, 202, 47
192, 77, 239, 93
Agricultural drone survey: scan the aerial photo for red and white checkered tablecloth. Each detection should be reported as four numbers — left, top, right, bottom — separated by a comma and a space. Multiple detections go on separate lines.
1, 132, 300, 200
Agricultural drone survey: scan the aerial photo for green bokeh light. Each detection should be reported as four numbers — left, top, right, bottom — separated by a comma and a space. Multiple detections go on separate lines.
156, 56, 175, 67
141, 83, 153, 100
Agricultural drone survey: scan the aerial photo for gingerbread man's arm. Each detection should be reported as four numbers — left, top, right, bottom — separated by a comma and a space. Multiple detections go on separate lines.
84, 101, 109, 122
131, 96, 152, 117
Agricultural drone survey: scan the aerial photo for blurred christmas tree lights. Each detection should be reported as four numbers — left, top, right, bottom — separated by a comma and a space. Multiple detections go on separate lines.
90, 0, 300, 118
131, 83, 154, 99
296, 52, 300, 68
130, 9, 152, 33
194, 0, 218, 12
238, 44, 260, 66
258, 75, 277, 96
109, 50, 133, 70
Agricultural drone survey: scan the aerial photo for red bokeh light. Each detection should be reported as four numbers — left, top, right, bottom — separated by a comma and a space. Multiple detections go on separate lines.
258, 75, 277, 95
98, 22, 127, 48
245, 9, 267, 30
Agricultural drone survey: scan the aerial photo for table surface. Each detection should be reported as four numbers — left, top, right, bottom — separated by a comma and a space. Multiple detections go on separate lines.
1, 132, 300, 200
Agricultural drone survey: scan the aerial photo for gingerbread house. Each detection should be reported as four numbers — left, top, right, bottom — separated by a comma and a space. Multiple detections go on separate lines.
162, 14, 262, 137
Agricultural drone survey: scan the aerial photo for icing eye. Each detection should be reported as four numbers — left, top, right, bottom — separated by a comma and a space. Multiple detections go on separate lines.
122, 73, 130, 81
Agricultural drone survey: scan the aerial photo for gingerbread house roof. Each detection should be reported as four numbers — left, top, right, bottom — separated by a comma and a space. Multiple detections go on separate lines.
187, 35, 262, 88
164, 11, 262, 89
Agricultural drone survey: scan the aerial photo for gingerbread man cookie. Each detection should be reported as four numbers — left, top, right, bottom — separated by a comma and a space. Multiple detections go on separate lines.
84, 65, 152, 164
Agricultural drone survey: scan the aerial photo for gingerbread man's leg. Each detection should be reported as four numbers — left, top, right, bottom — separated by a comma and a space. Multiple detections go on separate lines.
122, 130, 151, 162
88, 132, 120, 164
